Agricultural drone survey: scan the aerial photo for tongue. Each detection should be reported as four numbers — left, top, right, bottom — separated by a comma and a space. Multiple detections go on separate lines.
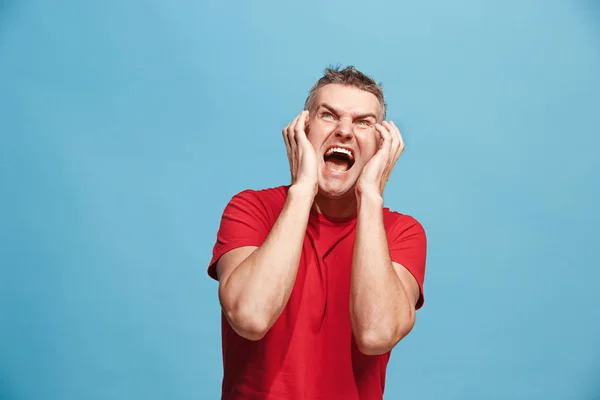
324, 155, 350, 172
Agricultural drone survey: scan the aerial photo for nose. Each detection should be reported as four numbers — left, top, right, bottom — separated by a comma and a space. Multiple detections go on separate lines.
335, 118, 354, 140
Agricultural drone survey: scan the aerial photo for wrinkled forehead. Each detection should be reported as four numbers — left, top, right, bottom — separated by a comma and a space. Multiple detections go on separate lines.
313, 84, 383, 119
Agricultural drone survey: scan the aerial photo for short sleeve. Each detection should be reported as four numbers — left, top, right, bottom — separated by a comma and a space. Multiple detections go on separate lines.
387, 215, 428, 310
207, 190, 273, 280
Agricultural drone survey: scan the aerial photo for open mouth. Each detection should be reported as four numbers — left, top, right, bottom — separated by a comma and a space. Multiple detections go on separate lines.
323, 146, 355, 172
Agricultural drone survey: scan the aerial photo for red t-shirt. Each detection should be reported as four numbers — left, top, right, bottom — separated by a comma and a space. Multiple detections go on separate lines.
208, 186, 427, 400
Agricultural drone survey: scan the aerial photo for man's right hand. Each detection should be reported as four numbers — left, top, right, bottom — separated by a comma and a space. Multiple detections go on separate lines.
217, 111, 319, 341
283, 110, 319, 197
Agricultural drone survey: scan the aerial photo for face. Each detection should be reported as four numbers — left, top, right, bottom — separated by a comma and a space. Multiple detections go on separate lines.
306, 84, 382, 198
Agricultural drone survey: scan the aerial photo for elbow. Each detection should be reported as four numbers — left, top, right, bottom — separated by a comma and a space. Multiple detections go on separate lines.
228, 312, 270, 341
355, 332, 398, 356
220, 301, 271, 341
355, 316, 416, 356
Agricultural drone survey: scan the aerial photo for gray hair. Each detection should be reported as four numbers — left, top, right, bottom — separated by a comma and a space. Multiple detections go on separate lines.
304, 65, 387, 121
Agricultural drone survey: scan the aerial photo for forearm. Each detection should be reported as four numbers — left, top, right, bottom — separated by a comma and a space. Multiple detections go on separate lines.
219, 185, 314, 339
350, 192, 415, 354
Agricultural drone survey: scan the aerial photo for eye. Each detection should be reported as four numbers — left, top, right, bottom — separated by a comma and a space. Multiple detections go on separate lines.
357, 119, 371, 127
321, 112, 335, 119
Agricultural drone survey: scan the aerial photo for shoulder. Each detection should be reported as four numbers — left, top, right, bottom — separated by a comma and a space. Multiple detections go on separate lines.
235, 185, 289, 201
228, 185, 288, 208
223, 185, 289, 220
383, 208, 426, 237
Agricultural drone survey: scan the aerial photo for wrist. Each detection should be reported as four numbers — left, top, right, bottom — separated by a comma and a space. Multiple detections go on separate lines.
288, 183, 317, 204
356, 187, 384, 210
356, 185, 383, 202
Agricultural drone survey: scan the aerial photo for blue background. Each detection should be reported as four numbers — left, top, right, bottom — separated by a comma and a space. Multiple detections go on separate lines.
1, 0, 599, 399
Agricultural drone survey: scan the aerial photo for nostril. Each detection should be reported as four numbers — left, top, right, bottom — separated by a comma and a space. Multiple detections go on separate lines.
335, 129, 353, 137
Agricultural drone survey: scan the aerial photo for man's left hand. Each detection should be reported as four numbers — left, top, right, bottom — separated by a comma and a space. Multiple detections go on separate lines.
356, 121, 404, 197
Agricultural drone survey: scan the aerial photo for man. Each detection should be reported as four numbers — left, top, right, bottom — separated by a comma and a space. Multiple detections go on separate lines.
207, 66, 427, 399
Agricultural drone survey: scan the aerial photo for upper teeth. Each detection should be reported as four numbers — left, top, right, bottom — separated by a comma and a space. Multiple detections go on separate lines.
326, 147, 353, 160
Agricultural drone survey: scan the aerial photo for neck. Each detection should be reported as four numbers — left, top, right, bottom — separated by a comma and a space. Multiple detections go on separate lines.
312, 191, 357, 219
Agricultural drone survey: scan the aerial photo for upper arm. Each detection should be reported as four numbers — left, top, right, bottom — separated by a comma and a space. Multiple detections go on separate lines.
392, 261, 421, 309
216, 246, 258, 285
207, 190, 273, 281
388, 216, 427, 309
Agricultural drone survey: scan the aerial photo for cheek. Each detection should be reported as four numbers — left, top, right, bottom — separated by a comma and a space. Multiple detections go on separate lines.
306, 124, 328, 148
359, 137, 379, 160
306, 134, 322, 154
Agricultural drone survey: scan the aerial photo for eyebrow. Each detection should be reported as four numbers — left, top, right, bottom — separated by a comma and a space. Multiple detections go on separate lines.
318, 103, 377, 121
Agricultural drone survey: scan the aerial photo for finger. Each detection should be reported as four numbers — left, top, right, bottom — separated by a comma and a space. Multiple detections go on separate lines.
294, 110, 310, 154
383, 121, 401, 161
293, 111, 309, 140
375, 123, 393, 156
389, 121, 404, 161
382, 121, 399, 155
287, 114, 302, 175
379, 122, 397, 179
282, 123, 292, 165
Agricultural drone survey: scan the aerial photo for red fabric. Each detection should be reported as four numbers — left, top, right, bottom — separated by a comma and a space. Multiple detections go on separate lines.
208, 186, 427, 400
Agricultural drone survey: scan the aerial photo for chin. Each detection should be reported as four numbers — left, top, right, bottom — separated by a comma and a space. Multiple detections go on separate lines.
316, 160, 363, 199
318, 185, 353, 199
317, 175, 357, 199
